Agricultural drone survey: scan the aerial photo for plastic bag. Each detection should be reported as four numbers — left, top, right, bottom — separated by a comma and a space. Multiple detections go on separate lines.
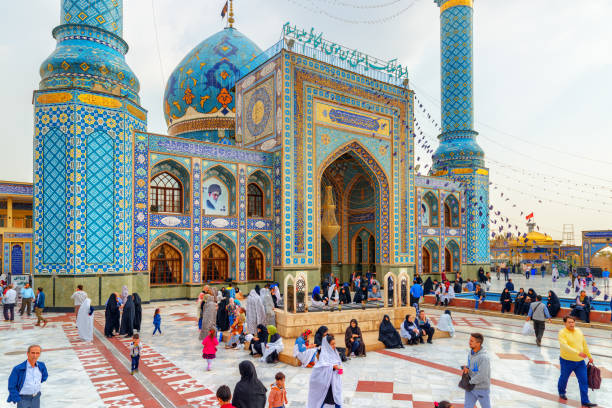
521, 321, 535, 336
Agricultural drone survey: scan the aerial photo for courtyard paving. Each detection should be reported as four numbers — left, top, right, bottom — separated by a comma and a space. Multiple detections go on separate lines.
0, 300, 610, 407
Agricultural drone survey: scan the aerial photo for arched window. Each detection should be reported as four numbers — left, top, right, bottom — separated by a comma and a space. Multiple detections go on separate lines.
422, 247, 431, 275
247, 246, 264, 280
422, 192, 439, 227
150, 172, 182, 213
150, 244, 182, 284
247, 183, 264, 217
202, 244, 228, 282
445, 247, 452, 272
444, 202, 452, 228
444, 195, 460, 227
368, 235, 375, 264
355, 235, 363, 271
321, 238, 332, 264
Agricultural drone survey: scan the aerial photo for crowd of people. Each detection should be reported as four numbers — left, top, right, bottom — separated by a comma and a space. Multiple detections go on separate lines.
2, 268, 606, 408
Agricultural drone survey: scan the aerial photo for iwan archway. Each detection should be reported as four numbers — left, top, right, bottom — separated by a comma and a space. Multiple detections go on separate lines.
317, 142, 390, 283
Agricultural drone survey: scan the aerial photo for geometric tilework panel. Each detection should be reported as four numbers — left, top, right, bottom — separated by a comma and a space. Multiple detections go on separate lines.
42, 128, 67, 264
86, 130, 114, 264
440, 5, 473, 133
62, 0, 123, 36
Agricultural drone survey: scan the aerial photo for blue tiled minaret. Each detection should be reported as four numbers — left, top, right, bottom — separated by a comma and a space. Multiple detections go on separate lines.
432, 0, 490, 269
33, 0, 147, 289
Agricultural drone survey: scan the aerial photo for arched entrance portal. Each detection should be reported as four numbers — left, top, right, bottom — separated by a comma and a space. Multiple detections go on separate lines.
319, 145, 388, 283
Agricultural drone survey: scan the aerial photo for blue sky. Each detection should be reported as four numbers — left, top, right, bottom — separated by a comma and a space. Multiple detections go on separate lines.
0, 0, 610, 241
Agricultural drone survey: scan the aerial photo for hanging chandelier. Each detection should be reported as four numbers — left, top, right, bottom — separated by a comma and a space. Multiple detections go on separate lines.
321, 185, 341, 243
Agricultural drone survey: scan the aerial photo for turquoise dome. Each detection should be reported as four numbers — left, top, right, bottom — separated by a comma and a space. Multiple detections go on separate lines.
163, 27, 262, 135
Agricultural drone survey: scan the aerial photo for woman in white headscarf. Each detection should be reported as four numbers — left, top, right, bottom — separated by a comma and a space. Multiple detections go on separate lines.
436, 310, 455, 337
259, 287, 276, 326
246, 288, 266, 335
307, 335, 343, 408
120, 285, 129, 305
77, 297, 94, 343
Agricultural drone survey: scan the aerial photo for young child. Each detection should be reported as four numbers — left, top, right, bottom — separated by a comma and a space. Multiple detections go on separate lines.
227, 298, 237, 327
153, 308, 162, 335
202, 328, 219, 371
268, 372, 288, 408
129, 334, 141, 375
216, 385, 235, 407
226, 307, 245, 349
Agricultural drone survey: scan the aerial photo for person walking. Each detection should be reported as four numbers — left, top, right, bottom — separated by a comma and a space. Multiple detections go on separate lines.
526, 295, 551, 346
3, 284, 17, 322
129, 334, 141, 375
463, 333, 491, 408
19, 284, 35, 317
557, 316, 597, 407
70, 285, 87, 321
7, 344, 48, 407
33, 288, 47, 328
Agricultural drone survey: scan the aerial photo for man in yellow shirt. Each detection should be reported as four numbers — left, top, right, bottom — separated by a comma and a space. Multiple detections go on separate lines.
557, 315, 596, 407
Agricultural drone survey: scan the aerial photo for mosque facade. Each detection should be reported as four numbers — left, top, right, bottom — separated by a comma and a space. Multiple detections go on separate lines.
31, 0, 489, 307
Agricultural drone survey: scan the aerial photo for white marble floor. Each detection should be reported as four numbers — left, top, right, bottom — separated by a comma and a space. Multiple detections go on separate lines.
0, 302, 610, 407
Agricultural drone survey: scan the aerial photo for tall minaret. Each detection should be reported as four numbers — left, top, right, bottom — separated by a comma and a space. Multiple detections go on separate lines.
33, 0, 147, 306
432, 0, 490, 272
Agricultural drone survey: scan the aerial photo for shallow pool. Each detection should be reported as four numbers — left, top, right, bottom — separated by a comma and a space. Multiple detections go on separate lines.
454, 292, 611, 311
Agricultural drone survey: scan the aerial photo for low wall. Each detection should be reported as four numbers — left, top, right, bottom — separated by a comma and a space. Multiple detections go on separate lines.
274, 306, 416, 338
423, 295, 612, 324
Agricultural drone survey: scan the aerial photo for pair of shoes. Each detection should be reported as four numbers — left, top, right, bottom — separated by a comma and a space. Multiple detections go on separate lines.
559, 394, 567, 400
130, 370, 134, 375
427, 340, 433, 344
34, 323, 40, 326
42, 321, 47, 328
583, 403, 597, 407
536, 340, 541, 347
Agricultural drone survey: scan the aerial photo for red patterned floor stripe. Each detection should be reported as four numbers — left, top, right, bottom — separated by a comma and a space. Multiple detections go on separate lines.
378, 349, 583, 408
92, 315, 216, 407
61, 324, 160, 408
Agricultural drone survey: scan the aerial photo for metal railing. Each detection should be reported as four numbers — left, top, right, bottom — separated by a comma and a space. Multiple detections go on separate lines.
11, 217, 32, 229
239, 38, 407, 87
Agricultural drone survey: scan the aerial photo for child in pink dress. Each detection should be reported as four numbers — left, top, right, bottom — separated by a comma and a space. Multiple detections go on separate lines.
202, 328, 219, 371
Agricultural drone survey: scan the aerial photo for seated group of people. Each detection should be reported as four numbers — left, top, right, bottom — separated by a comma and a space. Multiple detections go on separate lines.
311, 277, 383, 308
500, 287, 591, 322
248, 324, 284, 364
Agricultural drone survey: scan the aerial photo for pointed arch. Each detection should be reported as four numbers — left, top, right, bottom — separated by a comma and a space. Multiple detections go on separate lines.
422, 239, 440, 274
247, 169, 272, 218
248, 234, 272, 280
422, 192, 439, 227
203, 232, 237, 280
150, 158, 190, 213
444, 194, 460, 228
445, 239, 461, 273
203, 164, 237, 216
149, 231, 190, 284
317, 141, 390, 263
202, 243, 229, 281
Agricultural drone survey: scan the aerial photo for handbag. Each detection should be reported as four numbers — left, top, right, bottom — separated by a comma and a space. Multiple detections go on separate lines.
587, 363, 601, 390
458, 372, 475, 391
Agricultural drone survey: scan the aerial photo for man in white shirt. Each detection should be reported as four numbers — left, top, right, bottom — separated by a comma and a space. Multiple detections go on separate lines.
3, 284, 17, 322
70, 285, 87, 320
8, 344, 48, 407
19, 284, 35, 317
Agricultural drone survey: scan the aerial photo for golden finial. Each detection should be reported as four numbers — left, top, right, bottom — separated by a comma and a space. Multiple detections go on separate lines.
228, 0, 234, 28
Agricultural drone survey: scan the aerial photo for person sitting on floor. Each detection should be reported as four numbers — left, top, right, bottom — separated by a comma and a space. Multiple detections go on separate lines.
293, 329, 317, 368
261, 325, 283, 364
416, 310, 435, 344
249, 324, 268, 356
344, 319, 366, 357
570, 290, 591, 323
400, 314, 421, 345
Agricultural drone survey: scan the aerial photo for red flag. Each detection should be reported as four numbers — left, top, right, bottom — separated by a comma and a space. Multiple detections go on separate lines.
526, 212, 534, 220
221, 1, 228, 18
